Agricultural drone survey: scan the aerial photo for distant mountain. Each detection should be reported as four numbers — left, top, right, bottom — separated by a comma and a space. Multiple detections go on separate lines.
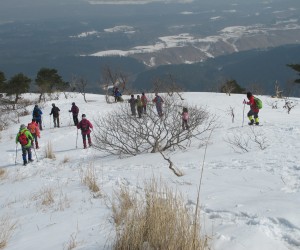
133, 44, 300, 96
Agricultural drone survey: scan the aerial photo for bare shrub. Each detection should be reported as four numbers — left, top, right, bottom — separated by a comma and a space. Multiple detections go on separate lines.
225, 127, 269, 153
112, 178, 209, 250
45, 141, 56, 159
283, 98, 297, 114
93, 94, 215, 156
80, 164, 101, 194
227, 106, 235, 123
0, 215, 17, 249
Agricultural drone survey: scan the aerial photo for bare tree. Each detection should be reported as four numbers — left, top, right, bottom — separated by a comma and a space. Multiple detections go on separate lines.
93, 94, 216, 156
273, 81, 283, 98
71, 76, 88, 103
100, 66, 129, 104
152, 74, 184, 100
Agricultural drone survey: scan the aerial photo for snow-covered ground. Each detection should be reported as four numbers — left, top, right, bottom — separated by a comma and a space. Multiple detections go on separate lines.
1, 92, 300, 250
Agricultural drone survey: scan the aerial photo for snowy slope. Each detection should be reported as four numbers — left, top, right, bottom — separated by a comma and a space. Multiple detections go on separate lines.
1, 92, 300, 250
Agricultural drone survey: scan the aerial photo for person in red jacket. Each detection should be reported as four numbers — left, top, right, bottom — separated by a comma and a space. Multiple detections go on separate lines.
27, 118, 41, 149
243, 92, 259, 125
77, 114, 93, 149
69, 102, 79, 126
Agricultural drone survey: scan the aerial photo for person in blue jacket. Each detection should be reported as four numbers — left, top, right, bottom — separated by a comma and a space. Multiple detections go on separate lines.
32, 104, 43, 130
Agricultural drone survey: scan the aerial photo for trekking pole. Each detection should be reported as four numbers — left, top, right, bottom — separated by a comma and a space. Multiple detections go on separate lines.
32, 147, 39, 162
242, 101, 245, 127
50, 115, 51, 129
15, 144, 18, 165
76, 129, 78, 149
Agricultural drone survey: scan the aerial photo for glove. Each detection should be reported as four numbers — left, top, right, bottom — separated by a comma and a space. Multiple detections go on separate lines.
243, 100, 246, 104
69, 110, 71, 112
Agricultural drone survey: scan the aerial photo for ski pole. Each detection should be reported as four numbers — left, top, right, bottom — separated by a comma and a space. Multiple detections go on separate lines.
50, 115, 51, 129
32, 147, 39, 162
76, 129, 78, 149
15, 144, 18, 165
242, 101, 245, 127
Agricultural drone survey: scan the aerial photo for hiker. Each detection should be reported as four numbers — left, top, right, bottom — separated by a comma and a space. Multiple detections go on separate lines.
243, 91, 259, 125
27, 118, 41, 149
136, 95, 143, 118
69, 102, 79, 126
128, 94, 137, 116
152, 93, 164, 117
16, 124, 34, 166
141, 92, 148, 114
32, 104, 43, 130
181, 107, 189, 130
77, 114, 93, 149
49, 103, 60, 128
114, 88, 123, 102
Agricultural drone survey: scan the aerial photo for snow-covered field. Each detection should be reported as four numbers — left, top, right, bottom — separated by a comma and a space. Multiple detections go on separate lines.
1, 92, 300, 250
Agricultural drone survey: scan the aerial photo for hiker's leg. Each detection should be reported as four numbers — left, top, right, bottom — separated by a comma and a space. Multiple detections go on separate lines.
82, 134, 87, 148
87, 133, 92, 146
22, 146, 27, 164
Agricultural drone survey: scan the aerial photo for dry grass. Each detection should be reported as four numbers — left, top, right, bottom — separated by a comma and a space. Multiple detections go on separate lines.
112, 178, 210, 250
62, 155, 70, 164
64, 233, 80, 250
0, 215, 17, 249
111, 185, 135, 227
45, 141, 56, 159
31, 187, 55, 207
0, 168, 7, 180
80, 164, 101, 194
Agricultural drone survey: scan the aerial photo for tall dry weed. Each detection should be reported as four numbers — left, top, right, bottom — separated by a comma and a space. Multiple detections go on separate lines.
112, 178, 210, 250
0, 215, 17, 249
45, 141, 55, 159
80, 164, 101, 194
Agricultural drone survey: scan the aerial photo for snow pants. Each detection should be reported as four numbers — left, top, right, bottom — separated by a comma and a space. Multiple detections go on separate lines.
82, 133, 92, 148
21, 145, 32, 164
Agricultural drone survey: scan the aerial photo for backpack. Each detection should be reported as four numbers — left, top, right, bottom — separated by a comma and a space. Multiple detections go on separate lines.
254, 97, 263, 109
182, 112, 189, 120
18, 131, 28, 146
33, 109, 39, 117
81, 120, 89, 131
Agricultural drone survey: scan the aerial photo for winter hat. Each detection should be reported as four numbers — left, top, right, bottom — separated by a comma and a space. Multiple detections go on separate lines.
72, 102, 75, 105
35, 104, 38, 108
247, 92, 252, 98
20, 124, 26, 130
52, 103, 55, 106
32, 118, 36, 122
82, 114, 86, 118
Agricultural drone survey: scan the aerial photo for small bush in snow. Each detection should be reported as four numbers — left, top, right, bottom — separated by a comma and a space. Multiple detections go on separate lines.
93, 94, 216, 156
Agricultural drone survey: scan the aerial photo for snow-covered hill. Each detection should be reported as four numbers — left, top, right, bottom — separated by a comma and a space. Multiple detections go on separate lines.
1, 92, 300, 250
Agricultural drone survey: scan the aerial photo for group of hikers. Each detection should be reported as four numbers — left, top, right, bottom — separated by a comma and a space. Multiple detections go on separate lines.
15, 91, 260, 166
15, 102, 94, 165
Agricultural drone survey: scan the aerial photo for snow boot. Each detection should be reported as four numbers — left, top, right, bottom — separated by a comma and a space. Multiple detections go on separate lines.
255, 118, 259, 126
23, 160, 28, 166
248, 119, 254, 125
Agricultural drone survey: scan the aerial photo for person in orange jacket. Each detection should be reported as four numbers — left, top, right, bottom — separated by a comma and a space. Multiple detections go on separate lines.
27, 118, 41, 149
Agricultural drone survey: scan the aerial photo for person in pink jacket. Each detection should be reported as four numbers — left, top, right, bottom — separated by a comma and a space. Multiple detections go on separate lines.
77, 114, 93, 149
